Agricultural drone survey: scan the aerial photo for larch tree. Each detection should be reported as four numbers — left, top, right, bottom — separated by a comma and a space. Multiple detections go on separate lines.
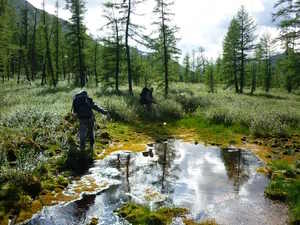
54, 0, 61, 86
273, 0, 300, 92
153, 0, 179, 97
260, 33, 274, 93
223, 18, 240, 93
121, 0, 146, 95
183, 53, 190, 82
236, 6, 256, 94
0, 0, 13, 82
102, 0, 124, 93
66, 0, 87, 87
42, 0, 55, 86
21, 1, 30, 82
30, 8, 38, 81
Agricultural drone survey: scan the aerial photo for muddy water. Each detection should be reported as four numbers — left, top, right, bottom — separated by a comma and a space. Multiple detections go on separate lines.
24, 140, 288, 225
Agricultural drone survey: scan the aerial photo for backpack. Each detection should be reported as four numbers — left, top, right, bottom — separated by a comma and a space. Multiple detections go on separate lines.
72, 93, 92, 118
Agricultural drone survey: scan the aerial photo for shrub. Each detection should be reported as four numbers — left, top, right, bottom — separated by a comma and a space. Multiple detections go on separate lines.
249, 111, 289, 137
156, 99, 183, 120
1, 107, 61, 130
205, 107, 234, 126
102, 96, 137, 122
175, 94, 202, 113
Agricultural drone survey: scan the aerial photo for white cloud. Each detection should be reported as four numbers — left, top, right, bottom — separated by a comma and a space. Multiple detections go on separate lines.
27, 0, 278, 60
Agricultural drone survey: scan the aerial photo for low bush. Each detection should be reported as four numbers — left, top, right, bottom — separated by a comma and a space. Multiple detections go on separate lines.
102, 96, 138, 122
249, 112, 289, 137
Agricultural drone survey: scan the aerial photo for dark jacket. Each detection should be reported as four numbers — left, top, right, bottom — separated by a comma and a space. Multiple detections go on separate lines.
73, 95, 107, 119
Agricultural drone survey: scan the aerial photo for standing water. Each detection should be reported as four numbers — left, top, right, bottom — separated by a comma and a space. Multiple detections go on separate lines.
24, 140, 288, 225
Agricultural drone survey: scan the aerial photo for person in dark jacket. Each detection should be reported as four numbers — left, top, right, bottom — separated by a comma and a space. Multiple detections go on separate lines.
72, 91, 108, 153
140, 87, 156, 111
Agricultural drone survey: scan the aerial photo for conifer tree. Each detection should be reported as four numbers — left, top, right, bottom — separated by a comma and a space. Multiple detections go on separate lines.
121, 0, 146, 95
260, 33, 273, 93
236, 6, 256, 93
183, 53, 190, 82
153, 0, 179, 97
223, 18, 240, 93
102, 0, 124, 93
66, 0, 87, 87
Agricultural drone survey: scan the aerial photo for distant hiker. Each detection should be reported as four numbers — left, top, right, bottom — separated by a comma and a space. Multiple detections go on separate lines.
72, 91, 108, 154
140, 87, 156, 111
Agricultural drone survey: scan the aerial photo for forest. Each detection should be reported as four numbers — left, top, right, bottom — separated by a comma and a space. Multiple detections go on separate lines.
0, 0, 300, 225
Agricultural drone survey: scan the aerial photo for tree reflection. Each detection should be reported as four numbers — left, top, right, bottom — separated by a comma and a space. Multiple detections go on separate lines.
220, 149, 250, 191
155, 140, 180, 194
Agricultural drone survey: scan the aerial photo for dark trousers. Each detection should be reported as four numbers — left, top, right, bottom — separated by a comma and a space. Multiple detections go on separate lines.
79, 118, 95, 152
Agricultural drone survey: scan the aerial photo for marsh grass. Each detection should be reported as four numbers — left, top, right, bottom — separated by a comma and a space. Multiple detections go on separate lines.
0, 80, 300, 223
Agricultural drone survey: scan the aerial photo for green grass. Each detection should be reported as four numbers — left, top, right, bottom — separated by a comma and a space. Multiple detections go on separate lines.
117, 203, 218, 225
0, 80, 300, 224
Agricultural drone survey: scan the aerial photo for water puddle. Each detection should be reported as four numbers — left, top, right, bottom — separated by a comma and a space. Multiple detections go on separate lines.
24, 140, 288, 225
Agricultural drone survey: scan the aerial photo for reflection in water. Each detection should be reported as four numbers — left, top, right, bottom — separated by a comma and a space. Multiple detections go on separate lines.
126, 154, 130, 193
25, 140, 288, 225
220, 149, 250, 192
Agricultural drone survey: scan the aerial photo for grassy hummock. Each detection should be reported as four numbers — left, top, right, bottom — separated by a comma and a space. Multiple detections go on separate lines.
116, 203, 218, 225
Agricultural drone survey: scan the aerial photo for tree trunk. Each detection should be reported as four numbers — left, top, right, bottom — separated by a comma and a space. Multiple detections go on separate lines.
75, 0, 85, 87
115, 20, 120, 94
43, 0, 54, 87
161, 0, 169, 98
251, 63, 256, 95
125, 0, 133, 95
31, 8, 37, 81
94, 41, 98, 87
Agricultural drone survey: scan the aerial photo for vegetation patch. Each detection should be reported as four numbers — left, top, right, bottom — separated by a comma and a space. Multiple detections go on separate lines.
117, 203, 218, 225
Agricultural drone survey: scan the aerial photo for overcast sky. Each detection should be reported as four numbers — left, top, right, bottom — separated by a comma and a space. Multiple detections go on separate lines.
27, 0, 279, 61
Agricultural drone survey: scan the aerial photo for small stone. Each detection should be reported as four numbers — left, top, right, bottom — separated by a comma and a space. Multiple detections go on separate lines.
100, 132, 111, 139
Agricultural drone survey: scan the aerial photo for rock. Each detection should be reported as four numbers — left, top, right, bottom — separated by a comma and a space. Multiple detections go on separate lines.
142, 151, 149, 157
55, 149, 62, 154
87, 218, 99, 225
7, 150, 17, 162
22, 176, 42, 198
100, 132, 111, 140
100, 140, 110, 145
241, 136, 247, 141
147, 143, 154, 147
266, 154, 272, 159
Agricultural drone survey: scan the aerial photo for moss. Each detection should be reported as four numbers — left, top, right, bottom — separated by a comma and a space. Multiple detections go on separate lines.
87, 217, 99, 225
184, 219, 218, 225
117, 203, 192, 225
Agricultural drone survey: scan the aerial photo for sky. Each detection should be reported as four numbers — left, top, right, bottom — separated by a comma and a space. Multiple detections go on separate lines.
27, 0, 280, 61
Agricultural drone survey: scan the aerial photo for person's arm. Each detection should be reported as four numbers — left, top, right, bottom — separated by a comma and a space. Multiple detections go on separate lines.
88, 98, 108, 115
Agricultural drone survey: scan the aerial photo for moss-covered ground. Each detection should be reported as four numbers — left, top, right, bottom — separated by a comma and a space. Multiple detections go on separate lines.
0, 81, 299, 224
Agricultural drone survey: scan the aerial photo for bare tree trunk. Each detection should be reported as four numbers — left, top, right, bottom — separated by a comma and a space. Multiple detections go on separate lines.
55, 0, 59, 86
31, 8, 37, 81
161, 0, 169, 98
94, 41, 98, 87
125, 0, 133, 95
115, 20, 120, 94
43, 0, 54, 87
75, 0, 85, 87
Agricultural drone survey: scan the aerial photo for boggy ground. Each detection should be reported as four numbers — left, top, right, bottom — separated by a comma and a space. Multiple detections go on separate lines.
0, 81, 299, 225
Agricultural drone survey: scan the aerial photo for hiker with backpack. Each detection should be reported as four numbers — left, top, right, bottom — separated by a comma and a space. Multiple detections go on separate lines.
140, 87, 156, 111
72, 91, 109, 155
